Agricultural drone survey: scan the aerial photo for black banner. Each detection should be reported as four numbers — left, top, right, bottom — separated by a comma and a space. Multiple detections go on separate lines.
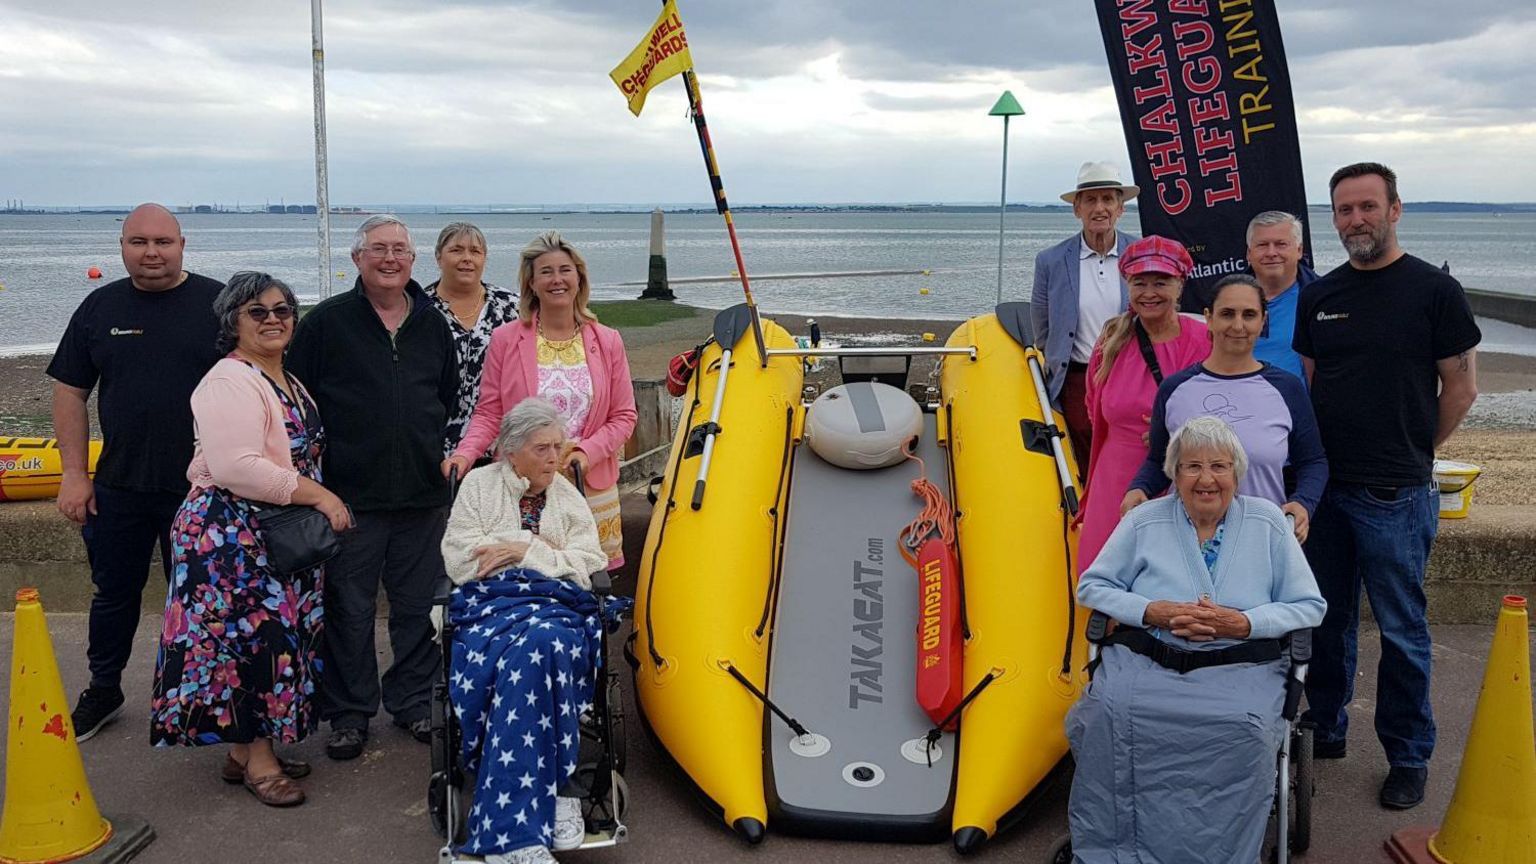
1094, 0, 1312, 309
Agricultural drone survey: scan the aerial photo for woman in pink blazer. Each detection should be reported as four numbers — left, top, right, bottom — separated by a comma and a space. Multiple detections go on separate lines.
447, 231, 637, 568
151, 272, 353, 808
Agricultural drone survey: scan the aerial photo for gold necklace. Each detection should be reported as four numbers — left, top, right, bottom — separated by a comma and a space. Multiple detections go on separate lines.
537, 321, 580, 346
537, 322, 584, 364
442, 287, 484, 328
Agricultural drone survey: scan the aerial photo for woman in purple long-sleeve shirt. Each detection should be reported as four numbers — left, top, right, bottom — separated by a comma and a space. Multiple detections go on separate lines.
1121, 274, 1327, 543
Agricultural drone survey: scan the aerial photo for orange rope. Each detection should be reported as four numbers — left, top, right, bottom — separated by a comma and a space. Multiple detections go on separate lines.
899, 448, 956, 569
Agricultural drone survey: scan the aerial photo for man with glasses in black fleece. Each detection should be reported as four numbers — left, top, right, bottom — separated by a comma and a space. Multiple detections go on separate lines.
287, 214, 458, 760
49, 203, 223, 742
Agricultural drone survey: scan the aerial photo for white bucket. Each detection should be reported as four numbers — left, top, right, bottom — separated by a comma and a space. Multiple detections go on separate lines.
1432, 459, 1481, 520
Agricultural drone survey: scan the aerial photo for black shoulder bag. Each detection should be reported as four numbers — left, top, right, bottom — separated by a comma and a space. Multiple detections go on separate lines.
1133, 318, 1165, 385
250, 371, 342, 574
252, 504, 341, 574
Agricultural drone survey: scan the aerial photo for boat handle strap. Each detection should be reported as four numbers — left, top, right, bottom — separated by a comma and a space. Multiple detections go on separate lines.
723, 662, 812, 739
920, 668, 1001, 765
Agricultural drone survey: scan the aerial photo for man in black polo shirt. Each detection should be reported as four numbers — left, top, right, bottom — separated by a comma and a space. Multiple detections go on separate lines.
287, 214, 458, 760
48, 203, 223, 741
1294, 163, 1480, 810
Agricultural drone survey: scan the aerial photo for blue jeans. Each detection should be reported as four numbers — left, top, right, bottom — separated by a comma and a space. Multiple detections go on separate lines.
1301, 480, 1438, 767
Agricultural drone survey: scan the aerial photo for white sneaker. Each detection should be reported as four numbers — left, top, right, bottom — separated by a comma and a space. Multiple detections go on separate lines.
484, 846, 557, 864
552, 795, 585, 851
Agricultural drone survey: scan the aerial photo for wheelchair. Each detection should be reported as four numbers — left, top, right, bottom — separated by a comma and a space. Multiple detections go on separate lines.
1046, 610, 1314, 864
426, 466, 631, 863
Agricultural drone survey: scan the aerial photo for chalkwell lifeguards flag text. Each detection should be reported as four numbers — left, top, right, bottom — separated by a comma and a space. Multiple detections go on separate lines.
610, 0, 694, 116
1094, 0, 1311, 309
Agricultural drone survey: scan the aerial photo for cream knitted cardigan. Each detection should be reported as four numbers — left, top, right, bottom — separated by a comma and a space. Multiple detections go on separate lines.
440, 460, 605, 589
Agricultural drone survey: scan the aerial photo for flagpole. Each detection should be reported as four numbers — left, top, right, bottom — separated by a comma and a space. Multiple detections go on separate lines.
310, 0, 332, 300
678, 67, 769, 367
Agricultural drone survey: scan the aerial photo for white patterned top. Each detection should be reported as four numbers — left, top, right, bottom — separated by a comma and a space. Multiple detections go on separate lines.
536, 330, 592, 439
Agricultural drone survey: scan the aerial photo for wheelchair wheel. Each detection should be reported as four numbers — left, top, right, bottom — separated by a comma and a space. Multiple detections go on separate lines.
428, 771, 467, 844
607, 673, 628, 776
614, 770, 631, 819
1290, 724, 1314, 854
1045, 833, 1072, 864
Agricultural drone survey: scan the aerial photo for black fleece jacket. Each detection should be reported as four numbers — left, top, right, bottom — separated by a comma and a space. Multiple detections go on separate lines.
287, 279, 457, 512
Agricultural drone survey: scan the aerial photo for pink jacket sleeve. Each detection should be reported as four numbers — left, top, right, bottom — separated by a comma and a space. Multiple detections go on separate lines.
454, 325, 514, 463
192, 374, 300, 504
574, 328, 637, 468
1078, 345, 1110, 521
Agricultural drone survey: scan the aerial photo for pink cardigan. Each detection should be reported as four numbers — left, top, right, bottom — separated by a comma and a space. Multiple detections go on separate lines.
185, 357, 308, 505
453, 318, 637, 491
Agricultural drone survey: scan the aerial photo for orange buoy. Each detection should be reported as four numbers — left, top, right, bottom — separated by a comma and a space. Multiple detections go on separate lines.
86, 266, 102, 279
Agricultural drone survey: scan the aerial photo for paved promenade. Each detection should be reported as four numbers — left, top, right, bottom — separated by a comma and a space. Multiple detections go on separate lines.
2, 612, 1528, 864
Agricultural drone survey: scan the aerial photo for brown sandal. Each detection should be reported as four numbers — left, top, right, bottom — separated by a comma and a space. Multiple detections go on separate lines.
222, 753, 311, 784
243, 770, 306, 807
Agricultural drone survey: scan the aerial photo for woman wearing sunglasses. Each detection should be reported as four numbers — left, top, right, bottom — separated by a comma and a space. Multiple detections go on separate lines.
150, 272, 353, 807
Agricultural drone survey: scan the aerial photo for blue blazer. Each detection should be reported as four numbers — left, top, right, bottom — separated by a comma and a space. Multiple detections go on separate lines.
1030, 230, 1135, 408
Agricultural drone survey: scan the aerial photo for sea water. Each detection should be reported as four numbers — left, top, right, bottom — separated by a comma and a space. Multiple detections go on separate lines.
2, 210, 1533, 353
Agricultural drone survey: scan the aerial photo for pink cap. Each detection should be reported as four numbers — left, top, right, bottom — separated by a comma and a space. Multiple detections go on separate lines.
1120, 235, 1194, 279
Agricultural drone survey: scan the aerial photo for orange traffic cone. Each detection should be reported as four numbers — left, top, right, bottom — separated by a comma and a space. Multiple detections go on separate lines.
0, 588, 153, 864
1385, 595, 1536, 864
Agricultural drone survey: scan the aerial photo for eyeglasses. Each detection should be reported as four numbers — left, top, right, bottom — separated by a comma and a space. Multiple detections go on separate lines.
245, 304, 296, 322
363, 244, 415, 259
1178, 460, 1234, 477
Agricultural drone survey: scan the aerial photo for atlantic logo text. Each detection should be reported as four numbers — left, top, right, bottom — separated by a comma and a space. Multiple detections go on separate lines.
1188, 257, 1246, 279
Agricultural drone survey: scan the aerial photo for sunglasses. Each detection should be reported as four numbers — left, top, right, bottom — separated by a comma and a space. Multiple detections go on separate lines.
245, 304, 296, 323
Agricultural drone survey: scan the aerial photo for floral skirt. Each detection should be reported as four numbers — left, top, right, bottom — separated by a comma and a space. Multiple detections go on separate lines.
150, 487, 324, 746
585, 482, 624, 568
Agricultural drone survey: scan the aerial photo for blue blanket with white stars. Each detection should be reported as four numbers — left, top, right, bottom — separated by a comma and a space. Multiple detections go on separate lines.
448, 567, 628, 855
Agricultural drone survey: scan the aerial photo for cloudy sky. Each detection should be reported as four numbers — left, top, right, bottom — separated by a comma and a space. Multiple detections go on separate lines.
2, 0, 1533, 207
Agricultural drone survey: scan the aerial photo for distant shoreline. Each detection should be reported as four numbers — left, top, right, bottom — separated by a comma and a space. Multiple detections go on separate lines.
4, 202, 1535, 216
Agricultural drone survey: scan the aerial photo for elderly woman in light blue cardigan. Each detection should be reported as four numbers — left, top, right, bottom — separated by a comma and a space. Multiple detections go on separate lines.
1066, 415, 1325, 864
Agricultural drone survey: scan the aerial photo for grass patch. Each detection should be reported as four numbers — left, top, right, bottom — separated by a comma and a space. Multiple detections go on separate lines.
591, 300, 699, 329
0, 412, 54, 437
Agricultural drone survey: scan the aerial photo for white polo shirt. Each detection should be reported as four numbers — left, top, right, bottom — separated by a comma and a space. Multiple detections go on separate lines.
1072, 241, 1122, 363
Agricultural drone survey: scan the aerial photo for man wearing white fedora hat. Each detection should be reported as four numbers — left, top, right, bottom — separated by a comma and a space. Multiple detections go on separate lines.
1030, 161, 1139, 470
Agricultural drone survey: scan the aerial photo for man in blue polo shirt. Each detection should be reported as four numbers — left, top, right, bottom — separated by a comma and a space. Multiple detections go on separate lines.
1245, 210, 1315, 382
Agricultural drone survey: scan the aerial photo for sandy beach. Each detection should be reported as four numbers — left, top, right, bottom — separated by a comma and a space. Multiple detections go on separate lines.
4, 302, 1533, 503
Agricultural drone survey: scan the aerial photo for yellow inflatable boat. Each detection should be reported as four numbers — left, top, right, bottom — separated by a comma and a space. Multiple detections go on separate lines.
632, 304, 1088, 852
0, 437, 102, 501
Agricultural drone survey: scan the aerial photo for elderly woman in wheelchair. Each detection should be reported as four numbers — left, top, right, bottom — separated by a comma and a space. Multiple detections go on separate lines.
440, 397, 618, 864
1066, 416, 1325, 864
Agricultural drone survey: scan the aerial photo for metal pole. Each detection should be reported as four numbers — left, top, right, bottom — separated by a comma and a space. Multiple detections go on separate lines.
311, 0, 332, 300
996, 114, 1010, 305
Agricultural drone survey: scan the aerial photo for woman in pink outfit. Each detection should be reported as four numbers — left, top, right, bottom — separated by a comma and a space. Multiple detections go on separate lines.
446, 231, 636, 570
1078, 236, 1209, 568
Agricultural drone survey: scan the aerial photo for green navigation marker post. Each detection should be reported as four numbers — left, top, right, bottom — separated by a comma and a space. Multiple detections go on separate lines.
989, 90, 1025, 305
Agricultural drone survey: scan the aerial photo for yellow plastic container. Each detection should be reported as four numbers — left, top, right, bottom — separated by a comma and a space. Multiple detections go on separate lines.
1433, 459, 1481, 520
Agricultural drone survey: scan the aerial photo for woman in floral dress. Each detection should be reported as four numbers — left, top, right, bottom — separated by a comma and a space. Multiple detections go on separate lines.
151, 272, 353, 807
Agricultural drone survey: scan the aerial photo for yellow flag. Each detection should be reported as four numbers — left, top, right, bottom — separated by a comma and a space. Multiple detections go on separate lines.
609, 0, 694, 116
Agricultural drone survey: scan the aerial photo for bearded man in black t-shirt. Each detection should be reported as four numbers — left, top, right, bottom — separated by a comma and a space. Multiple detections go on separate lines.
1293, 163, 1480, 811
47, 203, 223, 742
